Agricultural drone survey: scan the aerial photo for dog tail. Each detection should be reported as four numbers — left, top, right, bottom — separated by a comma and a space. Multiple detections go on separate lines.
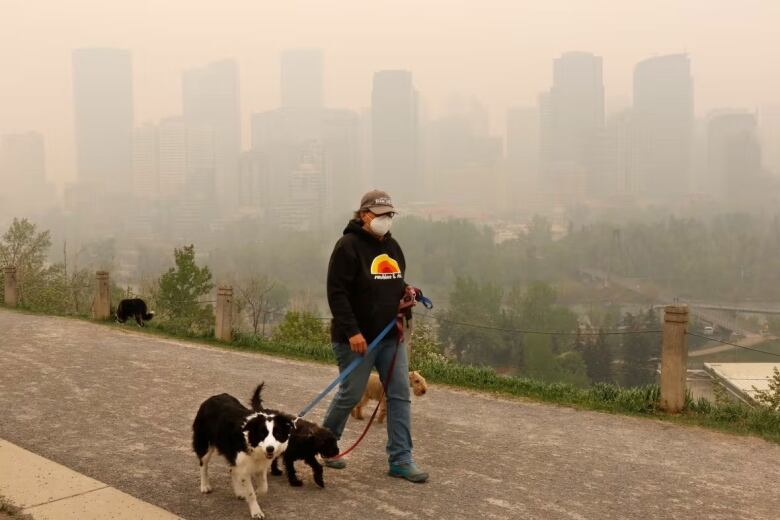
143, 311, 155, 321
250, 382, 265, 411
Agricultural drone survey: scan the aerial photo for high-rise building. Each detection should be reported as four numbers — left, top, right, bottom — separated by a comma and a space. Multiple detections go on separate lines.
182, 59, 240, 212
506, 107, 540, 194
759, 106, 780, 177
426, 97, 502, 209
0, 132, 55, 218
132, 124, 158, 199
281, 49, 324, 110
72, 48, 133, 191
632, 54, 694, 197
604, 109, 633, 194
540, 52, 605, 196
157, 117, 187, 199
707, 110, 762, 197
251, 109, 318, 206
371, 70, 419, 203
322, 109, 362, 215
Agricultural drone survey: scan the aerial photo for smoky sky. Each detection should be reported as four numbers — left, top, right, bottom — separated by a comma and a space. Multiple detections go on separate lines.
1, 0, 778, 186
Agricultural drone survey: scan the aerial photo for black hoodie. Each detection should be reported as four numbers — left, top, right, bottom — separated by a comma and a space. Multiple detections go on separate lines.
327, 219, 406, 343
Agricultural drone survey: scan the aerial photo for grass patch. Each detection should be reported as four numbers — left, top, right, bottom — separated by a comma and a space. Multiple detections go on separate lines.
3, 305, 779, 444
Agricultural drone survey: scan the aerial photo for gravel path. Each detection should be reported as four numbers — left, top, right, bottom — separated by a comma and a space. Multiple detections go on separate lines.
1, 309, 779, 520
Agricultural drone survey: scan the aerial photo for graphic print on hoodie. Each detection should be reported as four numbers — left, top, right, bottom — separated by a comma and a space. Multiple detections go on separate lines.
327, 219, 406, 343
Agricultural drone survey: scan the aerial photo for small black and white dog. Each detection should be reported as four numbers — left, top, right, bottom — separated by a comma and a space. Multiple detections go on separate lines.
252, 384, 340, 488
193, 384, 295, 519
115, 298, 155, 327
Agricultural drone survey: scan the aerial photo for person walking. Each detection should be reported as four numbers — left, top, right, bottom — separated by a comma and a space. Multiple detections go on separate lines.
321, 189, 428, 483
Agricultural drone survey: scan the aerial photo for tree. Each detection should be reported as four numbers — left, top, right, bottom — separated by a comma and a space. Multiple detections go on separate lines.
0, 218, 51, 305
752, 367, 780, 410
272, 310, 329, 346
409, 320, 448, 370
620, 309, 661, 386
157, 245, 214, 333
438, 277, 505, 364
580, 329, 614, 384
235, 275, 289, 336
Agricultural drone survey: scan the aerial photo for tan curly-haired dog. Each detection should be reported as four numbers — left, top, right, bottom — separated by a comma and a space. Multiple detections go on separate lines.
351, 371, 428, 423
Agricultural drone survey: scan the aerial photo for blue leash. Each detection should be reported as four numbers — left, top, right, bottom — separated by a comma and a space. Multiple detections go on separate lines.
297, 319, 397, 417
296, 293, 433, 418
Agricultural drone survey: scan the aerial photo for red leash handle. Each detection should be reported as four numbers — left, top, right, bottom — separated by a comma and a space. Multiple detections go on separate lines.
331, 340, 400, 459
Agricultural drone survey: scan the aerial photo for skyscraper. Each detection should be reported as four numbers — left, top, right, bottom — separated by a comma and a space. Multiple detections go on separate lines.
72, 48, 133, 191
371, 70, 419, 203
157, 117, 187, 199
506, 107, 540, 194
132, 124, 158, 199
759, 106, 780, 177
280, 49, 324, 110
540, 52, 605, 196
322, 109, 362, 216
182, 59, 240, 212
632, 54, 694, 197
707, 110, 762, 197
0, 132, 54, 218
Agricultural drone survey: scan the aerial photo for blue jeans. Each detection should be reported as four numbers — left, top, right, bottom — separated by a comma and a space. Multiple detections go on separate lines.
322, 338, 413, 466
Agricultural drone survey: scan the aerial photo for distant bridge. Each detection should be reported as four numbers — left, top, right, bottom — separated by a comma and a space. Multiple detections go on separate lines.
578, 268, 780, 335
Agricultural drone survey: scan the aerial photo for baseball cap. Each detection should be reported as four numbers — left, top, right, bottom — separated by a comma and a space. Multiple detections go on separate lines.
359, 189, 396, 215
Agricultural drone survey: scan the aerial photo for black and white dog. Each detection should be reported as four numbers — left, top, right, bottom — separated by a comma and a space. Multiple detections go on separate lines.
252, 384, 340, 488
115, 298, 155, 327
193, 385, 295, 519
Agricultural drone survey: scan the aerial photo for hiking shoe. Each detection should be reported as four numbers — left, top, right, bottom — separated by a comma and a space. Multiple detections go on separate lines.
388, 462, 429, 483
323, 458, 346, 469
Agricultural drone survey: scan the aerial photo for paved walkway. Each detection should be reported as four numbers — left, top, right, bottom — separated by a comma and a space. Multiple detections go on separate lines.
0, 439, 182, 519
1, 309, 779, 520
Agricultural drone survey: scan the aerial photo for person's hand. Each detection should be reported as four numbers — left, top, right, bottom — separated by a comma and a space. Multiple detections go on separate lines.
348, 333, 368, 355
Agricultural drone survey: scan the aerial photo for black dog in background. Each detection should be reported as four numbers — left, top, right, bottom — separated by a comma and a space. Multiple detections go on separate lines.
115, 298, 155, 327
250, 384, 339, 488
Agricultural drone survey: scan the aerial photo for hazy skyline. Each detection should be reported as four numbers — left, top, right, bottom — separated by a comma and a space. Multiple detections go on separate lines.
1, 0, 779, 186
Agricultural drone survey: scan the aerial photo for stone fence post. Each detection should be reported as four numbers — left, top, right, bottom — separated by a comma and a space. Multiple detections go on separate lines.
660, 305, 689, 413
3, 266, 18, 307
215, 286, 233, 341
93, 270, 111, 320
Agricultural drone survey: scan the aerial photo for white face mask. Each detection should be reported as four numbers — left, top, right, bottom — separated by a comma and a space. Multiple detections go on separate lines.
369, 215, 393, 236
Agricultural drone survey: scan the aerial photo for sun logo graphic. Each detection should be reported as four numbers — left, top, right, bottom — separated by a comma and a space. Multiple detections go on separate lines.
370, 254, 402, 280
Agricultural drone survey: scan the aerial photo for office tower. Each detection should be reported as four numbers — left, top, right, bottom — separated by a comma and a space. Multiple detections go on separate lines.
707, 110, 762, 197
371, 70, 419, 204
759, 106, 780, 177
540, 52, 605, 196
506, 107, 540, 194
72, 48, 133, 190
132, 124, 158, 199
0, 132, 55, 218
270, 143, 328, 232
632, 54, 694, 197
604, 109, 633, 194
322, 109, 361, 216
182, 59, 240, 211
426, 96, 502, 209
281, 49, 324, 110
157, 118, 187, 199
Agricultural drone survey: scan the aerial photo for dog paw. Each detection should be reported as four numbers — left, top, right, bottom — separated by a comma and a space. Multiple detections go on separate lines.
249, 503, 265, 519
200, 484, 213, 494
314, 477, 325, 488
290, 479, 304, 487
